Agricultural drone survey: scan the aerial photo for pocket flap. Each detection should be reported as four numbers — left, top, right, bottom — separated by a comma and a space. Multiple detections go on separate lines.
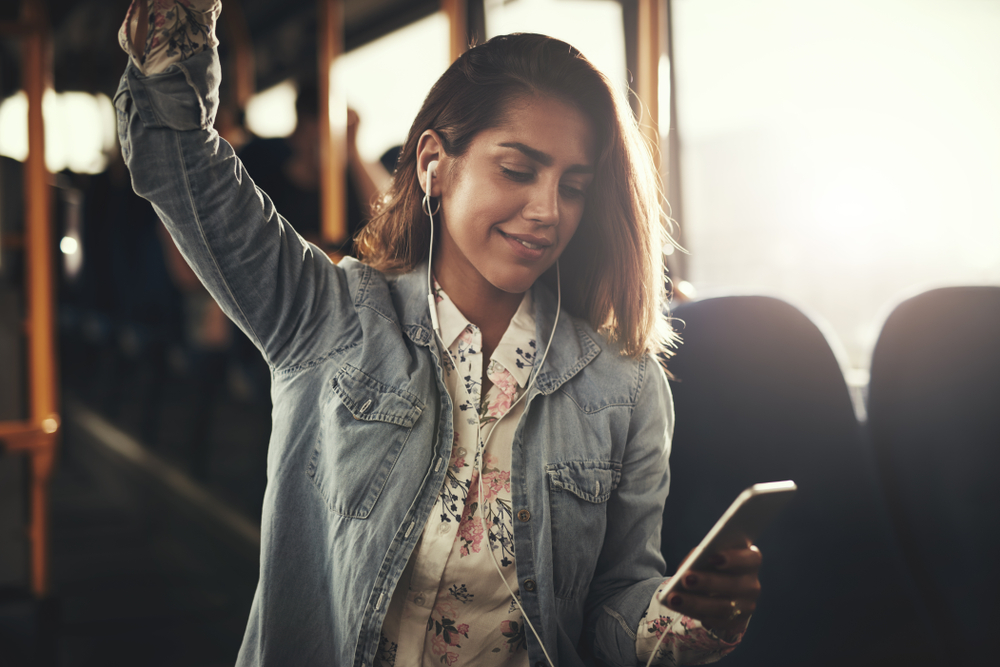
332, 365, 424, 428
546, 460, 622, 503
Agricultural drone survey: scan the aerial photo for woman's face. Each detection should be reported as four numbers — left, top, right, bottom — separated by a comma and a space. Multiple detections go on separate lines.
430, 95, 597, 300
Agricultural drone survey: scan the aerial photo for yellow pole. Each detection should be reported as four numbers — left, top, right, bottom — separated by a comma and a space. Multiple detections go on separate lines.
317, 0, 347, 249
636, 0, 664, 167
22, 0, 59, 598
442, 0, 468, 62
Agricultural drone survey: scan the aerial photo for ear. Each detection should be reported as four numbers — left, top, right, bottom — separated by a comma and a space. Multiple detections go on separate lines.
416, 130, 446, 197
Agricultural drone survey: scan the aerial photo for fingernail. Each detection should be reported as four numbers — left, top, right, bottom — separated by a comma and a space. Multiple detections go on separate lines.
669, 595, 683, 607
684, 574, 698, 588
707, 554, 725, 567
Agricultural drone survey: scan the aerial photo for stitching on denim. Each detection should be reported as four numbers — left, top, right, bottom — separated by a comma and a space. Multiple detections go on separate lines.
631, 355, 647, 406
555, 387, 634, 415
273, 340, 362, 376
173, 131, 271, 368
357, 301, 403, 328
536, 320, 600, 394
602, 605, 637, 641
335, 364, 426, 411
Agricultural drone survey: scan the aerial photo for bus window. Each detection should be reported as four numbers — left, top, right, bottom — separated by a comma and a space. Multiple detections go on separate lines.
670, 0, 1000, 370
335, 12, 451, 165
485, 0, 627, 96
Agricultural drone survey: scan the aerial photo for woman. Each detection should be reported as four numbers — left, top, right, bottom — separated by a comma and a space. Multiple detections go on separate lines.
115, 2, 761, 665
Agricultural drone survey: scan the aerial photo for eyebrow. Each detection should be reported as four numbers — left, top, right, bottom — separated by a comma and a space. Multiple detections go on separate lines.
498, 142, 594, 174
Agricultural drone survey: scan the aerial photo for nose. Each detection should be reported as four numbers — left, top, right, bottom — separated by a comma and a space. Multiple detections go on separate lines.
522, 179, 560, 226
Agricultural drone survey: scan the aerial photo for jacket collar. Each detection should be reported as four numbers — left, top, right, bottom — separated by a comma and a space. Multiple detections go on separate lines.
382, 263, 601, 394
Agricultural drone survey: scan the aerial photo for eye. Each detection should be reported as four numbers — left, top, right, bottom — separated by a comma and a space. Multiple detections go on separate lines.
560, 183, 588, 200
501, 166, 534, 182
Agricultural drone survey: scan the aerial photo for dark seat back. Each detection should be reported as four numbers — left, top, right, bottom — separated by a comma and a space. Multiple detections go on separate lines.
662, 296, 937, 667
867, 286, 1000, 665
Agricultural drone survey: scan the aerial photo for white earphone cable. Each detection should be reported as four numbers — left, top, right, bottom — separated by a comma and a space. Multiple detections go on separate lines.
423, 162, 558, 667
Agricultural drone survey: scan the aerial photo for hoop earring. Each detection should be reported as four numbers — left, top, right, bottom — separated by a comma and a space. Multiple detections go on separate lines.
422, 192, 441, 217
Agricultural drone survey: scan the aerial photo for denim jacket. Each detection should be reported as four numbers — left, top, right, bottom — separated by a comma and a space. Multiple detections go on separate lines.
115, 49, 674, 667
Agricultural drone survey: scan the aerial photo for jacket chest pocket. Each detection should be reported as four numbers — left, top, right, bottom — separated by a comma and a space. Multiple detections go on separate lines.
546, 460, 621, 600
307, 365, 425, 519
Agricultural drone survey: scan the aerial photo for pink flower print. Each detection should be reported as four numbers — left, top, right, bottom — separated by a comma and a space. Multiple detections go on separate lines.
482, 470, 511, 501
680, 615, 697, 631
648, 615, 672, 640
486, 391, 513, 419
457, 327, 478, 348
457, 513, 484, 556
431, 633, 448, 656
465, 471, 481, 505
671, 626, 731, 653
500, 620, 516, 634
434, 599, 459, 621
456, 623, 470, 635
490, 368, 518, 398
444, 652, 459, 665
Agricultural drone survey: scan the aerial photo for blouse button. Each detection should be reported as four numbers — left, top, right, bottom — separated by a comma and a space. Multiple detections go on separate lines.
523, 578, 537, 592
517, 509, 531, 522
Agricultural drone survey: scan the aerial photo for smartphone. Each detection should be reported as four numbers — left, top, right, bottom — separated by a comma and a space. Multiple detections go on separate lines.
656, 480, 797, 603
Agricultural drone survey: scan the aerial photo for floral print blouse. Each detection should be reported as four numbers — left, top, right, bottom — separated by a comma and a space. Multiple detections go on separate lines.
377, 283, 741, 666
377, 284, 538, 666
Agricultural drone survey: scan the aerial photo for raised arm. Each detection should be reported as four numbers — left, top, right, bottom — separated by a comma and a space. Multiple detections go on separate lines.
115, 1, 353, 370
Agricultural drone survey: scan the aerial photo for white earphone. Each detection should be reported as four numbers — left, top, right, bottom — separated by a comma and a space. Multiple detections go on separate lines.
424, 159, 441, 335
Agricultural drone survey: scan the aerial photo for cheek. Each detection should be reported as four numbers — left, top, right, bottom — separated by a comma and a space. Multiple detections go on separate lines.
562, 206, 586, 242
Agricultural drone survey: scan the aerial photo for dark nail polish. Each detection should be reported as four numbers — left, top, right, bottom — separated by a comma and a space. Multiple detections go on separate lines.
670, 595, 683, 607
684, 574, 698, 588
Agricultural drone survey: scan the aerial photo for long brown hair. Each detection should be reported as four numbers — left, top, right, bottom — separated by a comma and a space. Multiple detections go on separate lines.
356, 33, 678, 360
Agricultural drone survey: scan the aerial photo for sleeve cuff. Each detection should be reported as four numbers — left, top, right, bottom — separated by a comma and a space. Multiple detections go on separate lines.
118, 0, 222, 76
634, 580, 744, 666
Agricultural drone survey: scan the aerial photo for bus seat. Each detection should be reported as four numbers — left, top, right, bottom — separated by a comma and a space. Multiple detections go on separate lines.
867, 285, 1000, 666
660, 295, 938, 667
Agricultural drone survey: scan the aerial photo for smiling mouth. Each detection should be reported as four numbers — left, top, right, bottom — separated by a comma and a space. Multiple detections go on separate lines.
500, 230, 550, 251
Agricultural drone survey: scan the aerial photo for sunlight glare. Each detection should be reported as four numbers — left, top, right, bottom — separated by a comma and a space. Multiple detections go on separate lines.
244, 80, 298, 139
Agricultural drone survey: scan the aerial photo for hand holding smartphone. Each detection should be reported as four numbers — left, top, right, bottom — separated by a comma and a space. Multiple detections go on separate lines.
656, 480, 797, 604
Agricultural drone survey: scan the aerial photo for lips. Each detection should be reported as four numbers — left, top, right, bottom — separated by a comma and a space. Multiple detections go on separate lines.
499, 230, 553, 251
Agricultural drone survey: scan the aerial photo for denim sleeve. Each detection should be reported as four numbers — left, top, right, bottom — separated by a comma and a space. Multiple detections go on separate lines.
114, 48, 352, 370
587, 357, 675, 666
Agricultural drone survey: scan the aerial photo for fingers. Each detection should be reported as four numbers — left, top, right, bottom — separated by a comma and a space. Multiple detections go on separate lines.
664, 591, 754, 632
679, 570, 760, 600
707, 544, 762, 573
664, 544, 763, 633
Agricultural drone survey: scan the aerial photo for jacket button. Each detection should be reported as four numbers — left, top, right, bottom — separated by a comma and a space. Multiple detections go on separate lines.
523, 578, 536, 592
517, 509, 531, 522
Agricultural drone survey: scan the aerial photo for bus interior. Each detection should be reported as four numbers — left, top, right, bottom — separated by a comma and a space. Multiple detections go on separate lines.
0, 1, 998, 665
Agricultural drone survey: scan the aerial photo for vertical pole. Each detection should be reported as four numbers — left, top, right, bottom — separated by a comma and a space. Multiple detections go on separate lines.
663, 0, 687, 280
317, 0, 347, 249
223, 0, 255, 110
636, 0, 662, 163
22, 0, 59, 597
442, 0, 468, 63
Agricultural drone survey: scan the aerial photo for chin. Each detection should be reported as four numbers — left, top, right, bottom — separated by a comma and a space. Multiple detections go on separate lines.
488, 270, 541, 296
